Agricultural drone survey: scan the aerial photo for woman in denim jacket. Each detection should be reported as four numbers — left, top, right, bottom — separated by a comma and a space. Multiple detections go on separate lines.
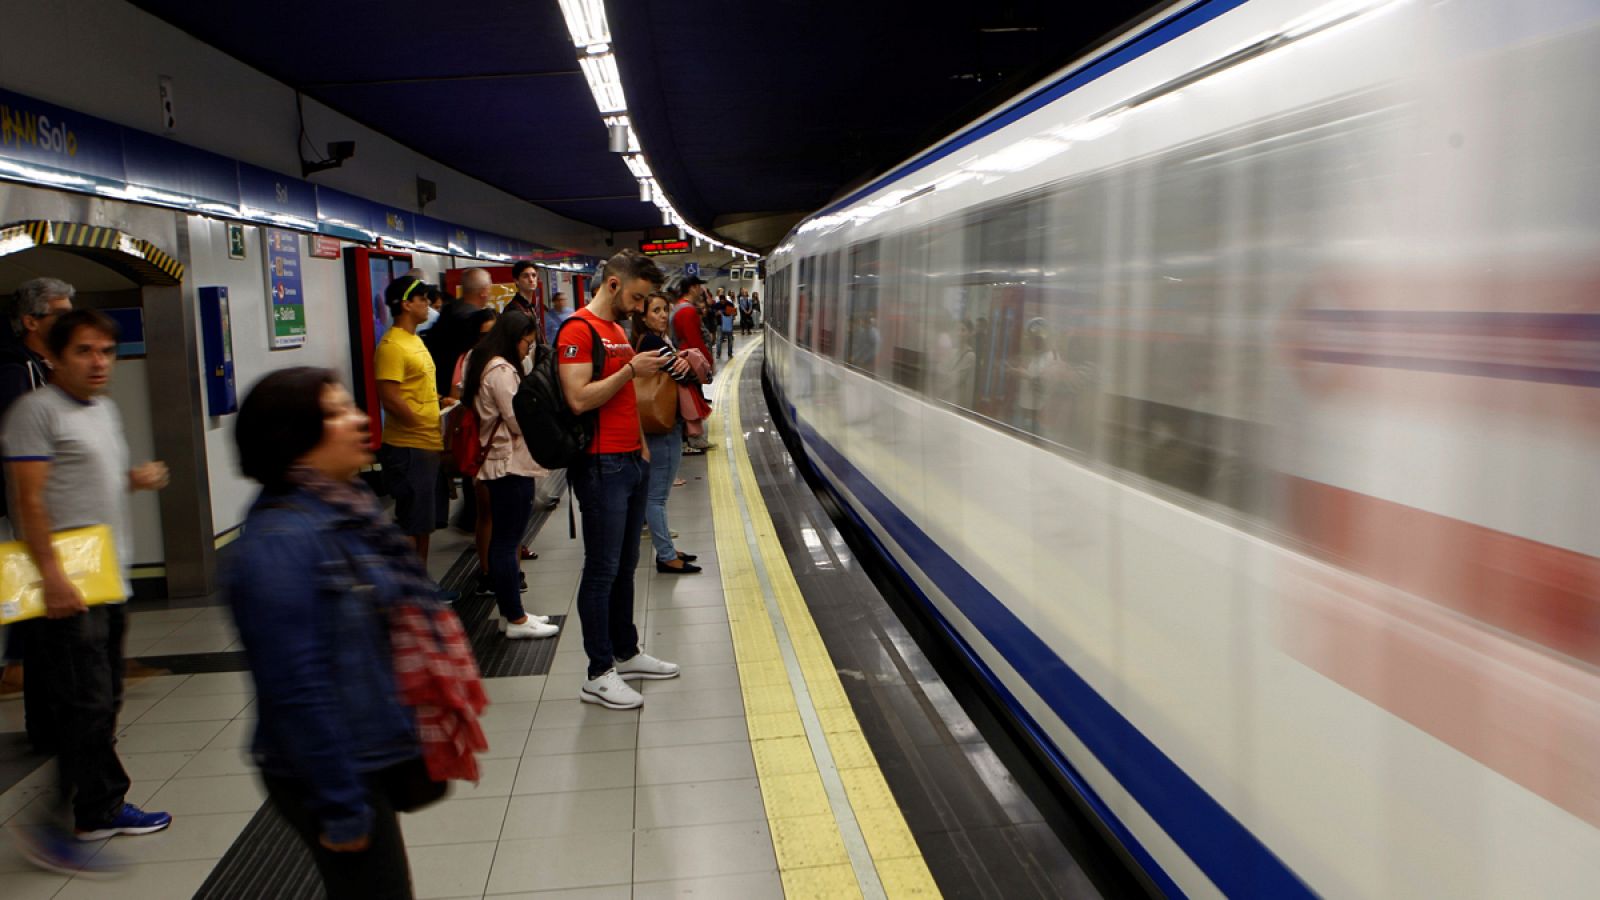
227, 367, 437, 900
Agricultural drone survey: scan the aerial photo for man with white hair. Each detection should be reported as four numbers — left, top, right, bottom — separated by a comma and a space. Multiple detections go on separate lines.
0, 277, 74, 750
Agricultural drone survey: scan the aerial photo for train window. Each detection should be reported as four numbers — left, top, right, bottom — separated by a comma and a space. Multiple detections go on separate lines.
886, 229, 930, 393
845, 240, 881, 373
817, 249, 841, 358
926, 216, 977, 410
796, 256, 814, 349
968, 192, 1049, 429
1031, 180, 1109, 457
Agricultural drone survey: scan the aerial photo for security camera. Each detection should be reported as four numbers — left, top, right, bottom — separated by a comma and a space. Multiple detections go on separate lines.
302, 141, 357, 178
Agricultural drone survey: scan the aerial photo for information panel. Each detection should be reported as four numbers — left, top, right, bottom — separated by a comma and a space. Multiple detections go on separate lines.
265, 228, 306, 349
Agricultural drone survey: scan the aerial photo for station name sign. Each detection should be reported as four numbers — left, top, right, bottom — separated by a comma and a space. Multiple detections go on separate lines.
639, 239, 690, 256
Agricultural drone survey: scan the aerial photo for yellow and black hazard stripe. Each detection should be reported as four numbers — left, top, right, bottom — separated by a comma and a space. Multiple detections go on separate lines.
0, 219, 184, 285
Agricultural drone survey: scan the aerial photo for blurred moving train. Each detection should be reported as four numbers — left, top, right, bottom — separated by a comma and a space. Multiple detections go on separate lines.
762, 0, 1600, 896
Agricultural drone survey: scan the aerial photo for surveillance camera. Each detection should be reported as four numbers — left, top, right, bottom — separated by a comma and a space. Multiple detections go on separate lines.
327, 141, 356, 162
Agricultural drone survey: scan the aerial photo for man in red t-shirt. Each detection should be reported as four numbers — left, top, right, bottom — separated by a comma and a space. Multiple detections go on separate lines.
558, 249, 691, 710
669, 275, 712, 367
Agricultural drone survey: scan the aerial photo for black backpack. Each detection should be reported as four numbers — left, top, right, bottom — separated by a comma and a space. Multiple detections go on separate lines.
514, 316, 603, 470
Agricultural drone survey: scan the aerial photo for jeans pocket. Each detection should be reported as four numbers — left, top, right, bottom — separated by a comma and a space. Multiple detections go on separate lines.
597, 455, 630, 477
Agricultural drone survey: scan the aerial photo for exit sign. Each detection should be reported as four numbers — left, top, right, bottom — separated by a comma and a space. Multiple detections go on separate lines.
639, 239, 690, 256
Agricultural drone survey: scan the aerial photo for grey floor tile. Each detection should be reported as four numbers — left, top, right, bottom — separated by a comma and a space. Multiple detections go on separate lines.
638, 688, 745, 723
166, 671, 254, 697
111, 750, 193, 783
512, 749, 634, 795
401, 795, 510, 845
133, 692, 252, 725
642, 606, 730, 627
121, 675, 189, 702
645, 589, 728, 611
482, 887, 630, 900
486, 834, 632, 894
521, 723, 638, 758
202, 718, 255, 750
144, 773, 264, 814
172, 746, 254, 778
478, 701, 540, 734
531, 700, 641, 731
484, 675, 548, 704
53, 858, 216, 900
142, 633, 238, 656
638, 641, 735, 668
634, 778, 767, 829
644, 622, 732, 646
636, 716, 751, 749
633, 821, 777, 882
499, 786, 632, 840
115, 719, 228, 753
408, 840, 497, 899
639, 665, 740, 695
456, 756, 519, 798
631, 871, 785, 900
636, 741, 755, 786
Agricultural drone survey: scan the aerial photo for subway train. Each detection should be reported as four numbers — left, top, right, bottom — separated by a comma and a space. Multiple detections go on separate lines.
761, 0, 1600, 896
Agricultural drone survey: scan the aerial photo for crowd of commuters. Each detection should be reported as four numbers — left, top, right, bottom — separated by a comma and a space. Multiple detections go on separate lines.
0, 252, 747, 890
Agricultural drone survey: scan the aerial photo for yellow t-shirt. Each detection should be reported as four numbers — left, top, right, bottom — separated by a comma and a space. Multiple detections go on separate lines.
374, 328, 441, 450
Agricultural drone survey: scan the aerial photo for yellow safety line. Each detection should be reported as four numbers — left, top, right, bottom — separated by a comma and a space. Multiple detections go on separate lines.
709, 339, 941, 899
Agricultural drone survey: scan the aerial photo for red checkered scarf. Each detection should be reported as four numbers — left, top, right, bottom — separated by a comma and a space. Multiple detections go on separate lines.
287, 466, 490, 782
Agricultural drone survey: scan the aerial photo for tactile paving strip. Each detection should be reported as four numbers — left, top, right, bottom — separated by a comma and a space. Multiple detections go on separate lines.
191, 803, 320, 900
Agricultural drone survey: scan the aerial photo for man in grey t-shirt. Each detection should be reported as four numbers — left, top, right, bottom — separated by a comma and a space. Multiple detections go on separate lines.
3, 309, 172, 873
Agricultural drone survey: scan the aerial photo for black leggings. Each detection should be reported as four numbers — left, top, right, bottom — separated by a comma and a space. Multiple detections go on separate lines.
262, 763, 417, 900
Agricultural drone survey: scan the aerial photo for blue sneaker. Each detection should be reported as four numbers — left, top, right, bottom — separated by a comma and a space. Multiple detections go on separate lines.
74, 804, 172, 841
10, 823, 123, 876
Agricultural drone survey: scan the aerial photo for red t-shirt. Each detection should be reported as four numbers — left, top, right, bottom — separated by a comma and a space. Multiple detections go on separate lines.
671, 302, 711, 361
558, 308, 640, 454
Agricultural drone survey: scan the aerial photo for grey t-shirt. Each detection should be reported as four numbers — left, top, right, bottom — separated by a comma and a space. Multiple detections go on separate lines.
1, 385, 132, 590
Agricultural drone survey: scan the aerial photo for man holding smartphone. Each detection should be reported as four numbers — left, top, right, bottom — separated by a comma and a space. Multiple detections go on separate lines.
557, 250, 691, 710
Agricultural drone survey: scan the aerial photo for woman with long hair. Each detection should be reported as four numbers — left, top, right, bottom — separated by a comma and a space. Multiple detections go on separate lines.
461, 311, 559, 637
631, 293, 700, 574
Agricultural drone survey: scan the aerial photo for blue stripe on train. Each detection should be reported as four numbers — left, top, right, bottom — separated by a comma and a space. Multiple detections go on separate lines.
770, 374, 1313, 899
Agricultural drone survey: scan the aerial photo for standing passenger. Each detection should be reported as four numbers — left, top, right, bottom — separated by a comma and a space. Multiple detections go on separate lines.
462, 312, 558, 639
632, 293, 701, 574
5, 310, 172, 874
375, 276, 450, 562
0, 277, 73, 753
717, 298, 736, 360
559, 250, 688, 709
508, 261, 547, 345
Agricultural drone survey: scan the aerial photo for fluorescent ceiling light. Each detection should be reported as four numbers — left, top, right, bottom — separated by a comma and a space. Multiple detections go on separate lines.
556, 0, 610, 46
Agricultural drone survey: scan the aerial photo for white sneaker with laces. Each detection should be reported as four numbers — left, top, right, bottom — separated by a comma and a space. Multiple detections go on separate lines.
504, 616, 559, 639
615, 652, 680, 681
580, 669, 643, 709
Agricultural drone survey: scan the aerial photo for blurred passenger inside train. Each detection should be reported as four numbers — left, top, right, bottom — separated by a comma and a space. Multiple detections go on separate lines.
6, 309, 173, 876
631, 291, 702, 574
0, 277, 74, 752
461, 311, 559, 639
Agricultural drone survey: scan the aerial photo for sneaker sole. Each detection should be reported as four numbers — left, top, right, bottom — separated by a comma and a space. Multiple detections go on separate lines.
74, 820, 171, 841
617, 669, 680, 681
578, 688, 643, 709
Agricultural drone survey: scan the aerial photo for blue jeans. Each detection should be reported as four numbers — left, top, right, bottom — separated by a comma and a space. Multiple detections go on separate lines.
717, 331, 734, 359
570, 452, 648, 678
644, 424, 684, 563
484, 474, 534, 621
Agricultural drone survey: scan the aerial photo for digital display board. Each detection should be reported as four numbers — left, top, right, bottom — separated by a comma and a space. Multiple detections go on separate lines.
639, 239, 690, 256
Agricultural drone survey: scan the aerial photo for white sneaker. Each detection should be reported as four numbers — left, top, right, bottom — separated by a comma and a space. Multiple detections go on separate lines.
615, 652, 680, 681
493, 612, 550, 633
504, 616, 559, 639
580, 669, 643, 709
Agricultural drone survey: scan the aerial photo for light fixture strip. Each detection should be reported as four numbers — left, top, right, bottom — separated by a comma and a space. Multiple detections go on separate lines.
553, 1, 756, 258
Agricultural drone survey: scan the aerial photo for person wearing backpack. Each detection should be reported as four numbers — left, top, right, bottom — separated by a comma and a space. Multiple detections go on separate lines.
556, 250, 689, 710
460, 312, 558, 640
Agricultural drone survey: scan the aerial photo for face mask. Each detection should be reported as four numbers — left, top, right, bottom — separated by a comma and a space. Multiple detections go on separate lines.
418, 305, 441, 332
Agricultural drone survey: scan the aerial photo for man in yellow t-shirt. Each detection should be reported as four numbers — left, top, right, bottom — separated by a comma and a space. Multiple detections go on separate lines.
375, 275, 452, 560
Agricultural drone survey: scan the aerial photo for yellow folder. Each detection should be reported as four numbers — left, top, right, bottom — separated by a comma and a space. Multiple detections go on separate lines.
0, 525, 125, 625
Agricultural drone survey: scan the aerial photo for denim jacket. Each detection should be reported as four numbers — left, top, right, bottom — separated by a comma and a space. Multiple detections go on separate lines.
226, 488, 420, 843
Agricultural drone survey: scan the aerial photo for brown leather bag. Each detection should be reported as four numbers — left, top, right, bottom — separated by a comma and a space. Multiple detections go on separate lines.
635, 371, 678, 434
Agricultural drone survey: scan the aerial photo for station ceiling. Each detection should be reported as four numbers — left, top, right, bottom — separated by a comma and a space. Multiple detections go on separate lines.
131, 0, 1160, 248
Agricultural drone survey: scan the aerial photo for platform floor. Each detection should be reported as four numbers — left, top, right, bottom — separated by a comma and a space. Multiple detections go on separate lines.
0, 338, 1117, 899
